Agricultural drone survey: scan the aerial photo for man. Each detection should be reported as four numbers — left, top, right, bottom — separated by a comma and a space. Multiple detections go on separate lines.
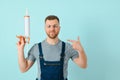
16, 15, 87, 80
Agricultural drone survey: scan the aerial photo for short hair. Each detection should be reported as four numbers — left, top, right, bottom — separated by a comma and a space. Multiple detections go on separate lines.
45, 15, 60, 23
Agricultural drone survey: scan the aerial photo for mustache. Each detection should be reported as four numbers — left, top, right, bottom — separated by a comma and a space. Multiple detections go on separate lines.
49, 31, 55, 33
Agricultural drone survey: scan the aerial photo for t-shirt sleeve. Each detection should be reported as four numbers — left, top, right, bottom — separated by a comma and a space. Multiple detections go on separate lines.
66, 43, 79, 60
26, 44, 37, 62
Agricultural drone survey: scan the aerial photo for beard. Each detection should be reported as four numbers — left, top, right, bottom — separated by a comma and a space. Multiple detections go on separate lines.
46, 31, 59, 39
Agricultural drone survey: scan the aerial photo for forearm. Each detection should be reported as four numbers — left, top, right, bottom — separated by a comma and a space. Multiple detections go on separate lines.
77, 48, 87, 68
18, 49, 28, 72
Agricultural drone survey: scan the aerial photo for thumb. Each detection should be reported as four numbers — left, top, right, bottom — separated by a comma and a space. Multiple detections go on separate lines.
77, 36, 80, 41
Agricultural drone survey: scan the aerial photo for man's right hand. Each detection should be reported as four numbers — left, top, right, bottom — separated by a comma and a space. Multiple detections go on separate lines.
16, 35, 26, 51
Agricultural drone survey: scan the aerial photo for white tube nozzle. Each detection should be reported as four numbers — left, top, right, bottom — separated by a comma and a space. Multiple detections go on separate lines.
26, 8, 29, 16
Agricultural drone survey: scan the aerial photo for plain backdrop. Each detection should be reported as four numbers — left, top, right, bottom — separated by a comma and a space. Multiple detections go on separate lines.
0, 0, 120, 80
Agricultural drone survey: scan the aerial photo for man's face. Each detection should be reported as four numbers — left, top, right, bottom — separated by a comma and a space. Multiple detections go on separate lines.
45, 19, 60, 39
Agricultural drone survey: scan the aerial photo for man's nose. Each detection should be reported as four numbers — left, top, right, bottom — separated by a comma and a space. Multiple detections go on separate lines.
50, 26, 55, 30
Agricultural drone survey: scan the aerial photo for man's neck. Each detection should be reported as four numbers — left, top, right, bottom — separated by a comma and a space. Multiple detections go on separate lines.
46, 37, 59, 45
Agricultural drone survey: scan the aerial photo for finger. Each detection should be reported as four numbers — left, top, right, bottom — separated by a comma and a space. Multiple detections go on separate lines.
16, 35, 22, 39
16, 35, 19, 38
16, 41, 21, 46
28, 37, 30, 44
16, 35, 26, 43
21, 37, 26, 44
20, 39, 23, 42
16, 35, 25, 39
77, 36, 80, 41
16, 42, 19, 46
67, 40, 75, 43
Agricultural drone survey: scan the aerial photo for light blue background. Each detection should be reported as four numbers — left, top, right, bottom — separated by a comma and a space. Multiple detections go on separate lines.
0, 0, 120, 80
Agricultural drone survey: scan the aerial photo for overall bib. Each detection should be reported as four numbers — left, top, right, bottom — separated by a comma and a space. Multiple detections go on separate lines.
37, 42, 67, 80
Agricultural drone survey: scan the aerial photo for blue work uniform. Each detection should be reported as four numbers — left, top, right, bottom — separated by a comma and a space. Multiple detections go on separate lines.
36, 42, 67, 80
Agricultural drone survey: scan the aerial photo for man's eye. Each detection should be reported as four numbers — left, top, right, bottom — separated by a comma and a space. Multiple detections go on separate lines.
53, 25, 58, 28
47, 25, 51, 28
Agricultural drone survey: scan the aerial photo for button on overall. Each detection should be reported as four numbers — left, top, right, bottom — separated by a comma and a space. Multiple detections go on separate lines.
38, 42, 67, 80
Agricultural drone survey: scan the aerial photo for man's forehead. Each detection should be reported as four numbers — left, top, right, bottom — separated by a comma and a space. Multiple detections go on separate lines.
46, 19, 59, 23
45, 20, 59, 25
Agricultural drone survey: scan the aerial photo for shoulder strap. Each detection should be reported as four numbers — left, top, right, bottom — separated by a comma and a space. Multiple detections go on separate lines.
60, 41, 65, 58
38, 42, 43, 57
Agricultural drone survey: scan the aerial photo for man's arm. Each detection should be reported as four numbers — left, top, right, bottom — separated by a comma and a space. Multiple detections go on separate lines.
68, 37, 87, 68
17, 36, 34, 72
73, 48, 87, 68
